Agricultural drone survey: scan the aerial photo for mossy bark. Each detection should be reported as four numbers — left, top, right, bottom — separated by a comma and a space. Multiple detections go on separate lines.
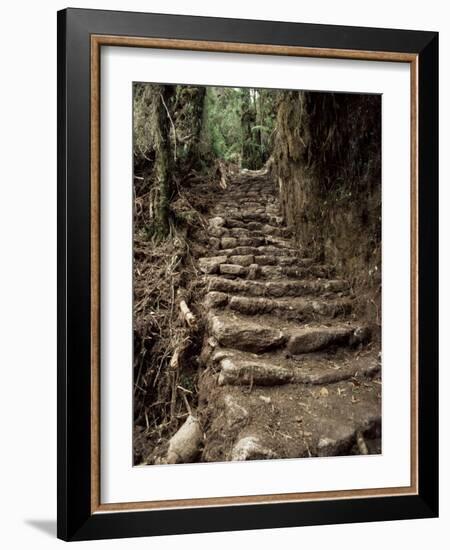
184, 86, 206, 168
148, 85, 174, 239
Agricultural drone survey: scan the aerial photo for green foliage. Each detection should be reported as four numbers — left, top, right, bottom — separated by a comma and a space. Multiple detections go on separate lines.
201, 87, 278, 168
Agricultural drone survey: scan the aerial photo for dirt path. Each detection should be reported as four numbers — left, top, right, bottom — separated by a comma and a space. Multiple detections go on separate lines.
192, 171, 381, 462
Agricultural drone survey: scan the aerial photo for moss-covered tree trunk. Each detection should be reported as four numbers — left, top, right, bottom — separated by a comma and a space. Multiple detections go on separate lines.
147, 85, 174, 239
185, 86, 206, 168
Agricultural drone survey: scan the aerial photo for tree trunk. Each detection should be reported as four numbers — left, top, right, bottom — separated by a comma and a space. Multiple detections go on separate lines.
148, 85, 174, 239
241, 89, 259, 170
186, 86, 206, 168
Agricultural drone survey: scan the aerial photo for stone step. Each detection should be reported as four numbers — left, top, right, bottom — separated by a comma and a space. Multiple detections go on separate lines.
208, 225, 290, 242
253, 254, 310, 265
224, 219, 291, 238
226, 190, 266, 196
258, 264, 335, 279
212, 211, 282, 225
216, 245, 299, 258
210, 238, 298, 253
226, 185, 275, 192
206, 276, 349, 298
212, 202, 278, 213
204, 244, 301, 260
205, 311, 367, 354
219, 356, 293, 386
208, 311, 286, 353
264, 235, 295, 248
224, 212, 285, 229
198, 255, 229, 274
221, 192, 276, 201
286, 325, 371, 354
209, 228, 292, 245
216, 351, 380, 386
198, 255, 328, 277
228, 295, 353, 320
199, 359, 381, 462
223, 196, 277, 206
219, 236, 266, 249
204, 291, 352, 320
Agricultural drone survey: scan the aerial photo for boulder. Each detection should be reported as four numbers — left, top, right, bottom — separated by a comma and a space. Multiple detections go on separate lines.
166, 415, 203, 464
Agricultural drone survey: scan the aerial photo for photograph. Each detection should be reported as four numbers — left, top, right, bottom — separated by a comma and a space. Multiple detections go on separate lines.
53, 5, 438, 542
132, 83, 382, 466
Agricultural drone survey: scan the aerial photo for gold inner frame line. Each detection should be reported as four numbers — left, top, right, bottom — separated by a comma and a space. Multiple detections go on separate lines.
90, 34, 419, 514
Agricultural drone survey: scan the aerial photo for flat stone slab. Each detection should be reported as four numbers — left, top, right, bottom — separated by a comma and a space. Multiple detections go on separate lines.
229, 295, 352, 320
207, 276, 348, 298
258, 265, 333, 279
219, 357, 294, 386
209, 312, 286, 353
287, 326, 355, 354
253, 255, 314, 267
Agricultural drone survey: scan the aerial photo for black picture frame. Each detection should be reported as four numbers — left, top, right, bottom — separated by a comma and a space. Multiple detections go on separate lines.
57, 7, 438, 541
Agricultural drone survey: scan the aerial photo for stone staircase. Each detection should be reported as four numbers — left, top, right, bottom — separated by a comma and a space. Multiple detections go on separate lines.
196, 172, 381, 462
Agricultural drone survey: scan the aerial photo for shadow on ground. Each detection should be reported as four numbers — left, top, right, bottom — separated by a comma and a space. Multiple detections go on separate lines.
25, 519, 56, 538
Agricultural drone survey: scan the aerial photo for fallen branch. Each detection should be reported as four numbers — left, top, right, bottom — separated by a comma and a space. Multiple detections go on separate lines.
169, 345, 183, 370
178, 387, 193, 416
179, 299, 196, 328
170, 369, 178, 420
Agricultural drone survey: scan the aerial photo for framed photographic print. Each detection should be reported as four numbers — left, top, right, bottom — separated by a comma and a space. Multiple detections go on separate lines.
57, 8, 439, 541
